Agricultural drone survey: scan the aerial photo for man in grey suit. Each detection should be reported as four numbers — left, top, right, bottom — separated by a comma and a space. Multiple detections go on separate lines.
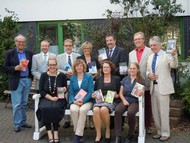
147, 36, 178, 141
129, 32, 153, 134
31, 40, 56, 91
57, 39, 80, 128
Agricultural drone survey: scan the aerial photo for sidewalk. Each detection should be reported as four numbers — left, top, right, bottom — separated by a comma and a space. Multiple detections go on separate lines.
0, 102, 190, 143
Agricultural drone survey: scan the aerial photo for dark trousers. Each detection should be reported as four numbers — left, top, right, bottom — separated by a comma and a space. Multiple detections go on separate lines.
145, 91, 152, 129
44, 122, 59, 131
114, 102, 138, 137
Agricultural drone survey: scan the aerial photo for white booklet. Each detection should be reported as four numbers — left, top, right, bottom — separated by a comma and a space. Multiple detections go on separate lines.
88, 61, 97, 74
98, 48, 107, 60
94, 89, 104, 103
166, 39, 176, 54
119, 62, 128, 75
131, 82, 144, 98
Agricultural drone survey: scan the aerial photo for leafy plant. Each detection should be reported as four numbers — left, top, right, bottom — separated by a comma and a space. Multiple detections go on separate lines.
0, 8, 20, 98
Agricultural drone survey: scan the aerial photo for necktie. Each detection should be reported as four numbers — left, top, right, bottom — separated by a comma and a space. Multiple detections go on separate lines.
152, 53, 157, 74
44, 54, 47, 63
68, 55, 72, 66
108, 49, 113, 60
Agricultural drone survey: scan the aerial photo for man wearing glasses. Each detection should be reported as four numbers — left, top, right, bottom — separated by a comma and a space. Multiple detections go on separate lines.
3, 34, 33, 132
57, 39, 80, 128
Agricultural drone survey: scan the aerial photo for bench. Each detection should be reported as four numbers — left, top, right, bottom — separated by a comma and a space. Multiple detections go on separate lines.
32, 94, 146, 143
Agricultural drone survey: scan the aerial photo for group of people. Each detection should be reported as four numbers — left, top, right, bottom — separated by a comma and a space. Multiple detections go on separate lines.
3, 32, 178, 143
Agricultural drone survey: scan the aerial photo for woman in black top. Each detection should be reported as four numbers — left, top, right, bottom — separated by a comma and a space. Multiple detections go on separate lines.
37, 57, 67, 143
77, 41, 101, 79
93, 61, 121, 143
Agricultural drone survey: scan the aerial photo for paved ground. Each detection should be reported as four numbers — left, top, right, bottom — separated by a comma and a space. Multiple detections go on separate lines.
0, 102, 190, 143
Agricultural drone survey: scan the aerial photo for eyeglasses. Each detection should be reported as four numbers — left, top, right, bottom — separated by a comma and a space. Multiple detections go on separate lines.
16, 41, 26, 44
64, 45, 72, 47
83, 48, 91, 50
48, 64, 57, 67
134, 38, 143, 41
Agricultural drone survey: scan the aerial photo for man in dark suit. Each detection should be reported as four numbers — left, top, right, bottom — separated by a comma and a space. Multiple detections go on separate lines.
3, 34, 33, 132
99, 34, 127, 78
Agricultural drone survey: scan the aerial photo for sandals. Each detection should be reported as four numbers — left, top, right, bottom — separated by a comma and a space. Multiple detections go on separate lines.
54, 139, 60, 143
49, 139, 54, 143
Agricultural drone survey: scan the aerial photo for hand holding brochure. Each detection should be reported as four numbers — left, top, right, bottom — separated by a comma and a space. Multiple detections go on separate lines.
63, 63, 72, 72
166, 39, 176, 54
105, 90, 115, 104
88, 61, 97, 74
75, 89, 87, 101
94, 89, 104, 103
131, 82, 144, 98
57, 87, 65, 99
98, 48, 107, 60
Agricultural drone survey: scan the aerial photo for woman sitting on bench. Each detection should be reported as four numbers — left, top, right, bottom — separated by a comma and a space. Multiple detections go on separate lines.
36, 57, 67, 143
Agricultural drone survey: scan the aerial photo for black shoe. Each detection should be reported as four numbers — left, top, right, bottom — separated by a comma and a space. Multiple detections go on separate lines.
115, 136, 122, 143
14, 126, 21, 132
54, 139, 60, 143
20, 123, 32, 128
124, 138, 130, 143
105, 138, 111, 143
79, 136, 84, 142
63, 122, 70, 128
73, 135, 80, 143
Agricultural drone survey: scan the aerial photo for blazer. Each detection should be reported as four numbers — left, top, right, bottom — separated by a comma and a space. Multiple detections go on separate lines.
146, 50, 178, 95
57, 52, 80, 74
129, 46, 152, 90
69, 73, 94, 104
3, 48, 33, 90
106, 46, 127, 75
77, 54, 101, 72
31, 52, 56, 90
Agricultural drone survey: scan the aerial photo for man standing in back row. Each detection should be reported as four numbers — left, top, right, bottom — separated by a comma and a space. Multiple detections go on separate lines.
31, 40, 56, 91
129, 32, 153, 133
3, 34, 33, 132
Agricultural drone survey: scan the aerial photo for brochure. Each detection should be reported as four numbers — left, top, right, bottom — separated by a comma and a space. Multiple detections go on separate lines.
131, 82, 144, 98
119, 62, 128, 75
57, 87, 65, 99
88, 61, 97, 74
94, 89, 104, 103
63, 63, 72, 72
20, 58, 29, 71
166, 39, 176, 54
75, 89, 87, 101
98, 48, 107, 60
105, 90, 115, 104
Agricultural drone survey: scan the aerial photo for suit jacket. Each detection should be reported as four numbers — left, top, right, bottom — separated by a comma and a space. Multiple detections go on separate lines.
106, 46, 127, 75
3, 48, 33, 90
31, 52, 56, 90
146, 50, 178, 95
57, 52, 80, 74
69, 73, 94, 104
129, 46, 152, 90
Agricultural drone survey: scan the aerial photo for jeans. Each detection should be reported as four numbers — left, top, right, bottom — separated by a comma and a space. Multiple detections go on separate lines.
11, 78, 31, 127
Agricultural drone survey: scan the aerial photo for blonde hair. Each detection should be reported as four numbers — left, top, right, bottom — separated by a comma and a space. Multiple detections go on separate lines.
72, 59, 87, 75
81, 41, 92, 50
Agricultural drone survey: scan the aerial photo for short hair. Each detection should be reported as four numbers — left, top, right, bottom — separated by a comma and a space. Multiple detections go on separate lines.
72, 59, 87, 75
41, 40, 50, 46
64, 39, 73, 46
14, 34, 26, 42
134, 32, 145, 40
101, 60, 116, 75
81, 41, 92, 50
149, 36, 162, 46
106, 34, 116, 40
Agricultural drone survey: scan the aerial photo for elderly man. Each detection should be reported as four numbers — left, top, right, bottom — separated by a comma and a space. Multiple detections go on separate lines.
147, 36, 178, 141
57, 39, 80, 128
3, 34, 33, 132
31, 40, 56, 91
129, 32, 153, 134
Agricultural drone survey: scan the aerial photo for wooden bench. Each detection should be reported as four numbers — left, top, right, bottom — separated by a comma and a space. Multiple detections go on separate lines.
32, 94, 146, 143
